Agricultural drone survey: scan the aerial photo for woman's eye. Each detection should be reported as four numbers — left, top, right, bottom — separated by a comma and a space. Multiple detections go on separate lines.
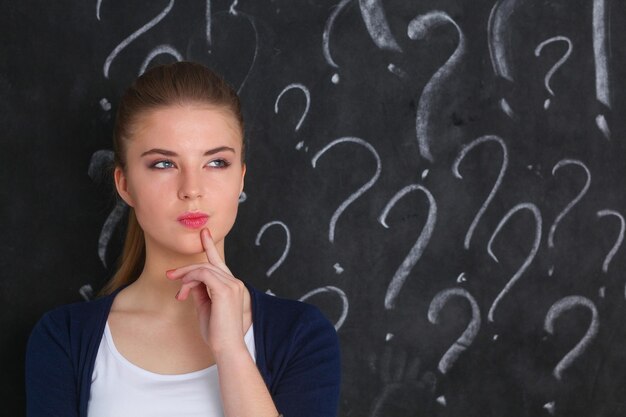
151, 160, 175, 169
207, 159, 231, 168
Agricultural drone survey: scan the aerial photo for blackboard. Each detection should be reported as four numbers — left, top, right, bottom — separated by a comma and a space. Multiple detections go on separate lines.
3, 0, 626, 415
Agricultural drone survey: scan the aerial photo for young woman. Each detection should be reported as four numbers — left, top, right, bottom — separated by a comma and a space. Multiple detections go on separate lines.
26, 61, 341, 417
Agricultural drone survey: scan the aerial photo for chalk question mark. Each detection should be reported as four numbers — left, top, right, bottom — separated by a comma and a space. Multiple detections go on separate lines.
255, 220, 291, 277
79, 284, 94, 301
102, 0, 176, 78
534, 36, 573, 110
548, 159, 591, 250
428, 288, 481, 374
99, 0, 182, 114
452, 135, 508, 250
408, 11, 466, 162
323, 0, 402, 83
299, 286, 349, 330
139, 45, 183, 75
487, 0, 517, 82
323, 0, 352, 84
593, 0, 611, 139
275, 83, 311, 150
487, 0, 520, 118
544, 295, 599, 380
208, 9, 260, 94
88, 150, 129, 268
378, 184, 437, 309
312, 137, 382, 244
487, 203, 542, 322
596, 210, 625, 273
358, 0, 402, 52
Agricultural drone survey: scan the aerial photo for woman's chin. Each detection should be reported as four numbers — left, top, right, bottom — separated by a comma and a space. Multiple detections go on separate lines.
175, 244, 206, 258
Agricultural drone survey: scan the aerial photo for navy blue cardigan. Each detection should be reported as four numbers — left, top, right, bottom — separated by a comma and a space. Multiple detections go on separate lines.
26, 283, 341, 417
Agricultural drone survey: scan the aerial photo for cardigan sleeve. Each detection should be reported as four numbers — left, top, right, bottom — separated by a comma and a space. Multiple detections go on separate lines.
25, 311, 79, 417
271, 306, 341, 417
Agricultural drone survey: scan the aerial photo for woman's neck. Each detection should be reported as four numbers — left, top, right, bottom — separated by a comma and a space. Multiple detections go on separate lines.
119, 241, 226, 320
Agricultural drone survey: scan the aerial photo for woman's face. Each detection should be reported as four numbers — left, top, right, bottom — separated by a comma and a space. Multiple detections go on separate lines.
114, 104, 245, 259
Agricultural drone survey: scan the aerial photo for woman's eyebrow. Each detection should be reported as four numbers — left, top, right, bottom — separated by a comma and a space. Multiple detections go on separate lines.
140, 146, 236, 157
140, 148, 177, 157
204, 146, 236, 156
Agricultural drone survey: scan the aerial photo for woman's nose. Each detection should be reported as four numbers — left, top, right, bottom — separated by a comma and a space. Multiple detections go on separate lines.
178, 170, 203, 200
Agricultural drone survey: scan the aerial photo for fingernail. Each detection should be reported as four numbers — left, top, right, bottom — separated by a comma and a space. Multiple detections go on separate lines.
205, 228, 212, 238
166, 269, 174, 275
175, 290, 180, 300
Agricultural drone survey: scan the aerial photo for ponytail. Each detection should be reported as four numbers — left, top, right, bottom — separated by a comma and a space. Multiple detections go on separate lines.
99, 208, 145, 295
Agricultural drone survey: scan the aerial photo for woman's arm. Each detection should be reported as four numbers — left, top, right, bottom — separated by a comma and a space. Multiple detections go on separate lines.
169, 228, 280, 417
215, 342, 281, 417
25, 311, 80, 417
269, 306, 341, 417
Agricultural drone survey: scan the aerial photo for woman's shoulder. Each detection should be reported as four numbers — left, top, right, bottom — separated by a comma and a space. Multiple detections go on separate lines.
39, 292, 114, 324
245, 283, 341, 401
28, 291, 117, 348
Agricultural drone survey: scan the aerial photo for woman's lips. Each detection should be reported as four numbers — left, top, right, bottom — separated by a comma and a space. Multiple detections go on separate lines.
177, 212, 209, 229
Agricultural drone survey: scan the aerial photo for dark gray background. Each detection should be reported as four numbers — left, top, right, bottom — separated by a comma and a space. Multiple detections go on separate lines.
3, 0, 626, 415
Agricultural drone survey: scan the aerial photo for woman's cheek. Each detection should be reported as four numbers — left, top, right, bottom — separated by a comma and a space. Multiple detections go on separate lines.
215, 194, 241, 238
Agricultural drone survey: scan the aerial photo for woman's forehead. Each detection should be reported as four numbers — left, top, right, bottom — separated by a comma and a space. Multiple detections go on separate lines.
128, 105, 243, 152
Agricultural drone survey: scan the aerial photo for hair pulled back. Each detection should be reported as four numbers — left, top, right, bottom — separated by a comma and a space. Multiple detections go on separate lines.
101, 61, 244, 295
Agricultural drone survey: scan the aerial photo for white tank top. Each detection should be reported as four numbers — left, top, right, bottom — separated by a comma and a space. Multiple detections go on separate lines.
87, 322, 256, 417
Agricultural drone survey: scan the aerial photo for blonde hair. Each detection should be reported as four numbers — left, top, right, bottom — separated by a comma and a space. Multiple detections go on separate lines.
100, 61, 244, 295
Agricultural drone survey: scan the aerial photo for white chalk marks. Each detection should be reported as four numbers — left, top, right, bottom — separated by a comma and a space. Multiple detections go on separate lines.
368, 346, 437, 417
596, 210, 625, 273
210, 10, 260, 94
387, 63, 408, 79
205, 0, 212, 48
548, 159, 591, 249
534, 36, 573, 110
88, 150, 128, 268
255, 221, 291, 277
323, 0, 352, 81
99, 98, 112, 111
452, 135, 508, 250
487, 203, 542, 322
544, 295, 599, 380
139, 45, 183, 75
275, 83, 311, 132
312, 137, 382, 243
79, 284, 94, 301
488, 0, 521, 82
593, 0, 610, 109
593, 0, 611, 139
299, 286, 349, 330
408, 11, 466, 162
488, 0, 522, 117
499, 98, 515, 118
428, 288, 481, 374
378, 185, 437, 309
595, 114, 611, 140
358, 0, 402, 52
98, 201, 128, 268
103, 0, 175, 78
96, 0, 104, 21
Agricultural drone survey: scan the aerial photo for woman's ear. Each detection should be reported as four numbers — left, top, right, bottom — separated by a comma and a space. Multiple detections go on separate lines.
240, 163, 246, 195
114, 166, 135, 207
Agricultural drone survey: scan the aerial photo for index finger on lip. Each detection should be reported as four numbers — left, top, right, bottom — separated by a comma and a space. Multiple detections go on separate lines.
201, 228, 230, 272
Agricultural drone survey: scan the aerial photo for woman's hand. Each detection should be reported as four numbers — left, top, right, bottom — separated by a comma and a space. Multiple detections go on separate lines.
166, 228, 248, 357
